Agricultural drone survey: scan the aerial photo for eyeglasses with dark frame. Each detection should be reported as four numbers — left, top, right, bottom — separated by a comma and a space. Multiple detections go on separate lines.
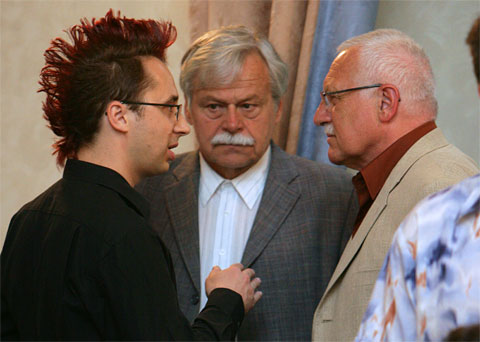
321, 83, 382, 107
121, 100, 182, 121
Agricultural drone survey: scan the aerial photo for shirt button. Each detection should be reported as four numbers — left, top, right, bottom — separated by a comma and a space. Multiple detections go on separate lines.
219, 249, 225, 256
190, 294, 199, 305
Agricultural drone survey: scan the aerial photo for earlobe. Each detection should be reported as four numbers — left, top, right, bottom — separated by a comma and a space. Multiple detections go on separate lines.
184, 97, 194, 125
274, 99, 283, 124
378, 85, 400, 123
105, 101, 129, 133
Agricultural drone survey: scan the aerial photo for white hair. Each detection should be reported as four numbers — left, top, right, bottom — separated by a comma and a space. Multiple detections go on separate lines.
338, 29, 437, 117
180, 26, 288, 106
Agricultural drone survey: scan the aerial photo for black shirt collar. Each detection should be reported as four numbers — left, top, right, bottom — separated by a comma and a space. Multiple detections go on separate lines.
63, 159, 150, 218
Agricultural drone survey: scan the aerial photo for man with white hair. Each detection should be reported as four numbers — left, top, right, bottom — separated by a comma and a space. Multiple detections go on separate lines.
311, 28, 478, 341
137, 26, 358, 341
354, 17, 480, 342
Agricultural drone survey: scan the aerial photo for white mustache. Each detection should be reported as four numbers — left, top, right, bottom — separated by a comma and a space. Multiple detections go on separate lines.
323, 124, 335, 136
211, 132, 255, 146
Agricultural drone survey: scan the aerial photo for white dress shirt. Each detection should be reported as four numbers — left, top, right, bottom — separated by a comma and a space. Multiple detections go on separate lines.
198, 146, 271, 310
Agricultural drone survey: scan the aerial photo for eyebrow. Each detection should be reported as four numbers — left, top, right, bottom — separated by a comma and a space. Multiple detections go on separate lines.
163, 95, 179, 104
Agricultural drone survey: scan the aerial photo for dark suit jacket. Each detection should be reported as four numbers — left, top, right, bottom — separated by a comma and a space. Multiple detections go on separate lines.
137, 144, 358, 341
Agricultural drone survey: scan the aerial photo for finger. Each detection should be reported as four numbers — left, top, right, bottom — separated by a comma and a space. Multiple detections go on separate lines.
250, 277, 261, 290
242, 268, 256, 279
230, 263, 244, 270
209, 265, 221, 275
253, 290, 263, 304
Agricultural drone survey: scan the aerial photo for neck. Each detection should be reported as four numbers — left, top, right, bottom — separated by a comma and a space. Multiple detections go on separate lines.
77, 146, 137, 187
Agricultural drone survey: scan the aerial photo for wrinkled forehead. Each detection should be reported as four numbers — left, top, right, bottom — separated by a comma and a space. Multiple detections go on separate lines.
193, 64, 241, 91
193, 51, 269, 91
325, 48, 363, 88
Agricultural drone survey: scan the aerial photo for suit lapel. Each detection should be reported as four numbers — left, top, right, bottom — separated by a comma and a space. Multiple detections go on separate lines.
320, 128, 450, 300
164, 153, 201, 292
242, 145, 300, 267
322, 191, 388, 297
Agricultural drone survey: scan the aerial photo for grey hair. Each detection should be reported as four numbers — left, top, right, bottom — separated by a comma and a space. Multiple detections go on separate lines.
180, 26, 288, 106
338, 29, 437, 117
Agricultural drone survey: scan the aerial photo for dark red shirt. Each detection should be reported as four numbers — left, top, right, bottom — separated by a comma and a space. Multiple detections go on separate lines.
351, 121, 437, 237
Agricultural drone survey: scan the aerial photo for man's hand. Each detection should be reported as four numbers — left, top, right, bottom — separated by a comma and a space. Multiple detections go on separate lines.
205, 263, 262, 313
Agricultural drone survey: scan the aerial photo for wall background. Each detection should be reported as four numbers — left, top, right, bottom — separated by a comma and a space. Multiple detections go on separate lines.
375, 0, 479, 167
0, 0, 194, 245
1, 0, 479, 247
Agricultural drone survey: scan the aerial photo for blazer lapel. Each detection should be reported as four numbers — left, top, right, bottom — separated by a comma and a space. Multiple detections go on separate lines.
322, 190, 388, 298
242, 144, 301, 267
321, 128, 450, 300
164, 153, 201, 292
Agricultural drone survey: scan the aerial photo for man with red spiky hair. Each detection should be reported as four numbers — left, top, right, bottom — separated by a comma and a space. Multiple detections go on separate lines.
1, 10, 261, 341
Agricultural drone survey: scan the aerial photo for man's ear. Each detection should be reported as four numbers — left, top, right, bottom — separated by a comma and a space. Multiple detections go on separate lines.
274, 99, 283, 124
105, 101, 129, 133
378, 84, 400, 123
184, 96, 194, 125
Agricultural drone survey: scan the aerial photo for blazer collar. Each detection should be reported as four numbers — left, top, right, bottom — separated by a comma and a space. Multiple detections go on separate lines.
198, 146, 271, 210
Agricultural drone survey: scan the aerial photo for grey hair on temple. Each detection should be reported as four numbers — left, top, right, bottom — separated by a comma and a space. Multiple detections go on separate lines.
180, 25, 288, 106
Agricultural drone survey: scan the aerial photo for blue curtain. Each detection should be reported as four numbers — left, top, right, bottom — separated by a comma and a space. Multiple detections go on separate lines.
297, 0, 379, 163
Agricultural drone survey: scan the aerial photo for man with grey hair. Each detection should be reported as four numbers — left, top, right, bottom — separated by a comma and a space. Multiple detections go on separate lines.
312, 29, 478, 341
137, 26, 358, 341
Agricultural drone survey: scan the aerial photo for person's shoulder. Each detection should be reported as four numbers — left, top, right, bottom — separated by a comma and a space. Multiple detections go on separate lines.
400, 140, 478, 195
415, 173, 480, 213
6, 178, 131, 248
58, 176, 153, 244
413, 130, 478, 174
10, 178, 72, 225
278, 149, 351, 181
427, 143, 477, 168
270, 147, 353, 195
394, 174, 479, 245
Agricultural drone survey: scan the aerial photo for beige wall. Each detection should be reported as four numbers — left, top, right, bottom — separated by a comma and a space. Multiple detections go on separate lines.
375, 0, 480, 168
1, 1, 480, 247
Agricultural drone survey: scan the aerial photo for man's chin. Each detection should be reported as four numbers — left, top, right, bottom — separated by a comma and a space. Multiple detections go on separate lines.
210, 157, 256, 175
327, 150, 344, 166
149, 161, 171, 177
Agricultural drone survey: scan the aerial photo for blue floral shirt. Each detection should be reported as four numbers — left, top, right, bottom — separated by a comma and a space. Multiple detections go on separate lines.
355, 174, 480, 341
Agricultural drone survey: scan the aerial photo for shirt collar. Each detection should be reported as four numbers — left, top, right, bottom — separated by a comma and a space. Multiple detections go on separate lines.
199, 145, 271, 209
360, 121, 436, 200
63, 159, 150, 218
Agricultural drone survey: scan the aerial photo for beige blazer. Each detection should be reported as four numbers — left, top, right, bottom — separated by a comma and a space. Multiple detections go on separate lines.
312, 128, 479, 342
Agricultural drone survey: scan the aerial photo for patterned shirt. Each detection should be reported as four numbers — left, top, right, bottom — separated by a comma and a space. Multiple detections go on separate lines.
355, 173, 480, 342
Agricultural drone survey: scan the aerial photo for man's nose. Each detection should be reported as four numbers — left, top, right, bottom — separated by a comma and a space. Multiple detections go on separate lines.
313, 101, 331, 127
174, 113, 191, 136
223, 105, 243, 132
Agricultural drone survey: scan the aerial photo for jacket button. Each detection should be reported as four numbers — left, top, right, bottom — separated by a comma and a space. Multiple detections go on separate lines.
191, 294, 199, 305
